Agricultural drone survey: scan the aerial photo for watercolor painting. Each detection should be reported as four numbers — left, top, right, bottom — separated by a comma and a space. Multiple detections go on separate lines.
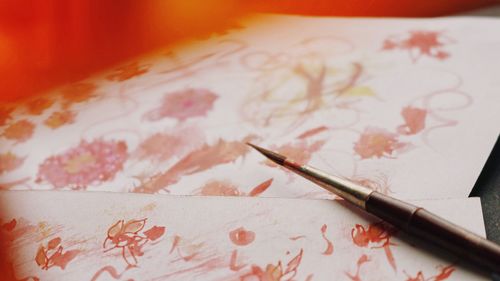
0, 191, 488, 281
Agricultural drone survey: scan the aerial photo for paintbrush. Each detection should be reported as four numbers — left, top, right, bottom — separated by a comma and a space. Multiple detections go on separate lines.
247, 143, 500, 274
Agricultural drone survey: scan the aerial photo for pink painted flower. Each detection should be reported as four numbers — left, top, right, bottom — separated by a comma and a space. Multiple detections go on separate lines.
144, 88, 218, 122
37, 139, 128, 189
382, 31, 452, 62
354, 127, 407, 159
397, 106, 427, 135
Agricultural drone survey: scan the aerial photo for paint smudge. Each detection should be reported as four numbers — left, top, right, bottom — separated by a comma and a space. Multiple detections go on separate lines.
134, 136, 255, 193
345, 254, 370, 281
37, 139, 128, 189
44, 110, 76, 129
248, 178, 273, 197
240, 249, 303, 281
103, 218, 165, 266
0, 106, 13, 126
297, 126, 329, 139
267, 140, 326, 167
229, 227, 255, 246
397, 106, 427, 135
35, 237, 80, 270
320, 224, 334, 255
351, 222, 397, 271
90, 265, 132, 281
382, 31, 452, 62
144, 88, 218, 122
289, 235, 306, 241
25, 97, 54, 115
2, 120, 35, 143
0, 152, 24, 175
354, 127, 408, 159
199, 180, 241, 196
404, 265, 455, 281
1, 219, 17, 231
133, 127, 203, 163
229, 250, 246, 271
61, 82, 97, 109
106, 62, 149, 81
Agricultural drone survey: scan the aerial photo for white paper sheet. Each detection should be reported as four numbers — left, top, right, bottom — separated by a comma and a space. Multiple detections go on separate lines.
0, 191, 488, 280
1, 15, 499, 200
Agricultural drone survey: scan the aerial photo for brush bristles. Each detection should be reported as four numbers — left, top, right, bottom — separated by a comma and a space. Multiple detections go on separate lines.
246, 143, 286, 166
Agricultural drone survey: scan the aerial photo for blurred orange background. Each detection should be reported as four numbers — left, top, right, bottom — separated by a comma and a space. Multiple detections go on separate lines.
1, 0, 498, 102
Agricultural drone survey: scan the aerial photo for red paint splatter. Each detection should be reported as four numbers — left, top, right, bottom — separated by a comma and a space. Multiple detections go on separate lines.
44, 110, 76, 129
248, 178, 273, 197
134, 136, 255, 193
351, 222, 397, 271
133, 127, 202, 163
2, 120, 35, 143
289, 235, 305, 241
320, 224, 334, 255
37, 139, 128, 189
354, 127, 408, 159
404, 265, 455, 281
144, 88, 218, 122
229, 227, 255, 246
61, 82, 97, 109
297, 126, 329, 139
240, 249, 303, 281
199, 180, 241, 196
106, 62, 149, 81
229, 250, 246, 271
397, 106, 427, 135
266, 140, 325, 168
103, 218, 165, 267
1, 219, 16, 231
0, 152, 24, 175
25, 97, 54, 115
382, 31, 451, 62
345, 254, 370, 281
143, 226, 166, 241
35, 237, 80, 270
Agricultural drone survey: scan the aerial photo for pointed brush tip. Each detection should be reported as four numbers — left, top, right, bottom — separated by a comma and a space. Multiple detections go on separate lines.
246, 142, 286, 166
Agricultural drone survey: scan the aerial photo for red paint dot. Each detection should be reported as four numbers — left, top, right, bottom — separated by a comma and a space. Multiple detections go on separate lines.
229, 227, 255, 246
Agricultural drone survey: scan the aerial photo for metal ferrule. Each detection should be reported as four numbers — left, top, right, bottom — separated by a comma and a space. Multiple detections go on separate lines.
284, 160, 373, 209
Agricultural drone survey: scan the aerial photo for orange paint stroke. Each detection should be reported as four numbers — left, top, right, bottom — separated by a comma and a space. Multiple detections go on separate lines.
404, 264, 455, 281
2, 120, 35, 143
345, 254, 370, 281
35, 237, 80, 270
44, 110, 76, 129
0, 152, 24, 175
248, 178, 273, 197
106, 62, 149, 82
354, 127, 409, 159
320, 224, 334, 255
229, 227, 255, 246
351, 222, 397, 271
296, 126, 329, 139
169, 235, 181, 254
289, 235, 306, 241
229, 250, 246, 271
26, 97, 54, 115
61, 82, 98, 109
1, 219, 17, 231
134, 136, 255, 193
90, 265, 134, 281
267, 140, 325, 168
199, 180, 241, 196
143, 226, 166, 241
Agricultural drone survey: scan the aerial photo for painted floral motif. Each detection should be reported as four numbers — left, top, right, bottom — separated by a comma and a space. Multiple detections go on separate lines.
345, 254, 370, 281
143, 88, 218, 122
382, 31, 452, 62
35, 237, 80, 270
320, 224, 334, 255
229, 227, 255, 246
0, 152, 24, 175
351, 222, 397, 271
106, 62, 149, 82
404, 265, 455, 281
198, 178, 273, 197
61, 82, 97, 109
354, 127, 408, 159
2, 120, 35, 143
37, 139, 128, 189
44, 110, 76, 129
103, 219, 165, 266
239, 249, 303, 281
25, 97, 54, 115
397, 106, 427, 135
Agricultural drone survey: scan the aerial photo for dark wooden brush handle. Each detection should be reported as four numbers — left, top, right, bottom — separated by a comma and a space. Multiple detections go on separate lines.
365, 191, 500, 274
